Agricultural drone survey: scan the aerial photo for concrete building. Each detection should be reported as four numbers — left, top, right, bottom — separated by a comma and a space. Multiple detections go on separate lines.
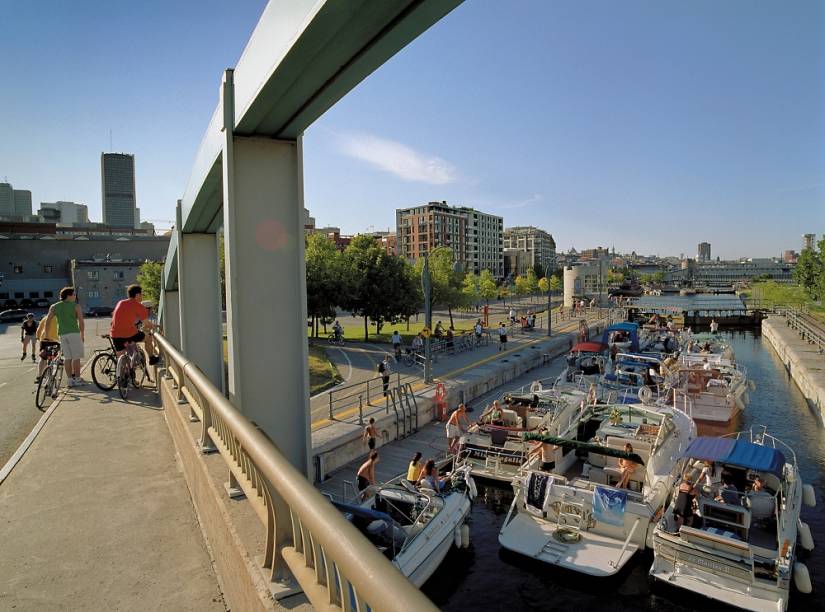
396, 201, 502, 277
667, 259, 794, 287
70, 259, 148, 308
38, 201, 89, 225
101, 152, 137, 228
12, 190, 32, 216
302, 208, 316, 234
0, 183, 12, 216
698, 242, 711, 262
0, 234, 169, 307
563, 262, 606, 307
503, 248, 530, 279
503, 226, 556, 276
803, 233, 816, 251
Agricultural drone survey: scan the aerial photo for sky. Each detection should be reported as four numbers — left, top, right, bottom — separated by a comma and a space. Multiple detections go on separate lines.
1, 0, 823, 260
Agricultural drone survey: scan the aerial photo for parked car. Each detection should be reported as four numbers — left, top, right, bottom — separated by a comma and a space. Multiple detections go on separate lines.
34, 298, 50, 308
19, 299, 34, 309
0, 309, 29, 323
85, 306, 114, 317
2, 299, 18, 309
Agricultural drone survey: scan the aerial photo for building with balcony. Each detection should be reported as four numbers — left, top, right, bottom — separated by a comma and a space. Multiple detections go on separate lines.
503, 226, 556, 276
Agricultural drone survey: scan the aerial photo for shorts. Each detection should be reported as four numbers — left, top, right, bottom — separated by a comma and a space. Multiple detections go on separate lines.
39, 340, 60, 359
357, 475, 370, 491
59, 333, 84, 360
367, 437, 376, 450
113, 331, 145, 352
446, 423, 459, 439
540, 461, 555, 471
499, 334, 507, 343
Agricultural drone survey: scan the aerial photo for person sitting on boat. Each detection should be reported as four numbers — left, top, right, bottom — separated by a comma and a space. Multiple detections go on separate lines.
710, 319, 719, 334
488, 400, 504, 426
751, 475, 764, 493
715, 474, 741, 505
356, 451, 380, 498
418, 459, 447, 492
673, 475, 698, 529
702, 357, 711, 371
699, 460, 722, 494
616, 443, 639, 489
406, 452, 424, 484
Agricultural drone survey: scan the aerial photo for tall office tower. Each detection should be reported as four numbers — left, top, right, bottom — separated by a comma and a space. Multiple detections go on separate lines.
101, 152, 137, 227
0, 183, 13, 215
12, 190, 32, 216
697, 242, 711, 262
802, 234, 816, 251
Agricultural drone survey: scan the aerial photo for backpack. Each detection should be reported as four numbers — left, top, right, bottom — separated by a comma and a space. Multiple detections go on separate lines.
378, 362, 385, 374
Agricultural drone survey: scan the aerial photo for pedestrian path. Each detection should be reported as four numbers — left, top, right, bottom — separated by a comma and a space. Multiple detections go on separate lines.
0, 382, 226, 612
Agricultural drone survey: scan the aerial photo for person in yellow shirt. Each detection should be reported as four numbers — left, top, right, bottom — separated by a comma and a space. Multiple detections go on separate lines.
35, 315, 60, 384
406, 452, 423, 483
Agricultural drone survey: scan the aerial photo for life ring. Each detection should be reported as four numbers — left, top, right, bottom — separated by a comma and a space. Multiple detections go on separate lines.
530, 380, 543, 393
638, 386, 653, 404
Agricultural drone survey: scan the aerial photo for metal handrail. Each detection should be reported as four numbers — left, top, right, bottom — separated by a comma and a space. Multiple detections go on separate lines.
155, 332, 437, 612
785, 309, 825, 353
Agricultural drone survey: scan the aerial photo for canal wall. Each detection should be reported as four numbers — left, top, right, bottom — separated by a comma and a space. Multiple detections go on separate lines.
761, 315, 825, 421
311, 320, 607, 481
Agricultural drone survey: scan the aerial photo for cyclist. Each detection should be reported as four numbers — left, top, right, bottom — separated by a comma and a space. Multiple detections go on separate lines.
110, 285, 159, 365
21, 313, 37, 362
391, 330, 402, 359
332, 319, 343, 342
434, 321, 444, 338
34, 314, 59, 384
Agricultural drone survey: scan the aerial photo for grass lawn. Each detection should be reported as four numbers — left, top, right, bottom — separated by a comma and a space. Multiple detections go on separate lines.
223, 338, 342, 395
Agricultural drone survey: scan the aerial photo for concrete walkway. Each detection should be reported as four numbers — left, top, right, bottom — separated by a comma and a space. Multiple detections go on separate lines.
0, 382, 226, 611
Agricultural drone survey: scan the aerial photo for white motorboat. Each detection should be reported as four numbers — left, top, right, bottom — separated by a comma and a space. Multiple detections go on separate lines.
671, 362, 750, 423
498, 402, 696, 576
650, 430, 817, 612
334, 464, 476, 587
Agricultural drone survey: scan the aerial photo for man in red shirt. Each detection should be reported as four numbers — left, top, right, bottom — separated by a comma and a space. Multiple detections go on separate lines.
111, 284, 158, 365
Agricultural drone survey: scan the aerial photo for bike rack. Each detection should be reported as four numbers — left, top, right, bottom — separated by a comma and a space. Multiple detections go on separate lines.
403, 382, 419, 433
385, 389, 405, 439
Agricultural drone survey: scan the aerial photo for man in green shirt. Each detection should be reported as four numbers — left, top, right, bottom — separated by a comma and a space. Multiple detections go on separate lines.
44, 286, 85, 387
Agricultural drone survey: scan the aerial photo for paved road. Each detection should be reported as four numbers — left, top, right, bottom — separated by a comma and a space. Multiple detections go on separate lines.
0, 316, 111, 466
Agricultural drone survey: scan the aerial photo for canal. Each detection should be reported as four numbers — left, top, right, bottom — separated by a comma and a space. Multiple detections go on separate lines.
423, 329, 825, 611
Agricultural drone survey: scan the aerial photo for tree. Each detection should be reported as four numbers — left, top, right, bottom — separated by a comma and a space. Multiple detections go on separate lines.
548, 275, 561, 294
514, 274, 530, 297
461, 272, 481, 309
414, 246, 465, 328
525, 267, 539, 299
533, 263, 546, 280
478, 269, 498, 304
305, 233, 342, 337
538, 277, 549, 294
136, 261, 163, 305
639, 273, 652, 285
794, 239, 825, 301
652, 271, 666, 285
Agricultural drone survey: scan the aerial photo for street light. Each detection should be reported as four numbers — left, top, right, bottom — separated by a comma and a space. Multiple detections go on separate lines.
421, 252, 462, 385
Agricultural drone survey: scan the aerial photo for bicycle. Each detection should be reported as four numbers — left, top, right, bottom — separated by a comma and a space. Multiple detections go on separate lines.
91, 334, 119, 390
35, 345, 64, 410
328, 332, 345, 346
115, 340, 150, 400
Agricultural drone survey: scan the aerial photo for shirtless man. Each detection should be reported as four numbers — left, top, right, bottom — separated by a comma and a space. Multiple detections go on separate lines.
446, 404, 471, 454
363, 417, 378, 450
356, 451, 379, 496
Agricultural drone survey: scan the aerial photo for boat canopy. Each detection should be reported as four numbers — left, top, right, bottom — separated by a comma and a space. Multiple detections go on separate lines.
332, 500, 395, 524
523, 432, 645, 465
682, 436, 786, 478
571, 342, 607, 353
601, 322, 640, 352
690, 333, 721, 343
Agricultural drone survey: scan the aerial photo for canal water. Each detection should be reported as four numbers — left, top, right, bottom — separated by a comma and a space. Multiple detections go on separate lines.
423, 329, 825, 611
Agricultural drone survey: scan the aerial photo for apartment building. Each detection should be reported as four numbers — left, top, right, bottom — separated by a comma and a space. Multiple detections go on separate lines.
503, 226, 556, 277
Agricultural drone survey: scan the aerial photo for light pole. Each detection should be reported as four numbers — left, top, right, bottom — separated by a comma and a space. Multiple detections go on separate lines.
547, 284, 552, 337
422, 252, 433, 384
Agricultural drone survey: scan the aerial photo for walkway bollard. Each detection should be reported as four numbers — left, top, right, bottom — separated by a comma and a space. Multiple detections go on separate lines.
358, 394, 364, 425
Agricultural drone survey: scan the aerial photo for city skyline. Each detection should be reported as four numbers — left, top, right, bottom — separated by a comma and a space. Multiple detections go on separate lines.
1, 1, 823, 258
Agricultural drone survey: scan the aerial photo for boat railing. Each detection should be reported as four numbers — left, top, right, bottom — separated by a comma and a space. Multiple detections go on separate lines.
722, 429, 798, 467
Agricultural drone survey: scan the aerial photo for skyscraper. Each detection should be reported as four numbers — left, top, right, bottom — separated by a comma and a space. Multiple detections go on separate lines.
802, 233, 816, 251
697, 242, 711, 262
0, 183, 13, 216
12, 190, 32, 216
101, 153, 137, 227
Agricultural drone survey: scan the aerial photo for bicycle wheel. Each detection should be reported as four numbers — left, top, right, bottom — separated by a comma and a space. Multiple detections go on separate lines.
52, 363, 63, 398
92, 353, 117, 390
116, 356, 130, 400
35, 368, 54, 410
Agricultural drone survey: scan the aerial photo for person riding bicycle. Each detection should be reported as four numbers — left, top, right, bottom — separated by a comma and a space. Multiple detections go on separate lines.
332, 319, 343, 341
391, 330, 402, 358
434, 321, 445, 338
110, 284, 158, 365
21, 313, 37, 362
34, 313, 59, 384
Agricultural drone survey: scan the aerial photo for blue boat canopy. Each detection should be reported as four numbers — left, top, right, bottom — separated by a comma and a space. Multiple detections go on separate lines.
602, 322, 640, 352
683, 436, 786, 478
604, 322, 639, 333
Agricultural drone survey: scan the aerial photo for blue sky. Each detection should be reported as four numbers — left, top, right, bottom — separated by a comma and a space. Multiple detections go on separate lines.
1, 0, 823, 259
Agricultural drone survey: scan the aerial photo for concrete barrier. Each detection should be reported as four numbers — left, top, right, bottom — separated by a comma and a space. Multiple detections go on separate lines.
762, 316, 825, 422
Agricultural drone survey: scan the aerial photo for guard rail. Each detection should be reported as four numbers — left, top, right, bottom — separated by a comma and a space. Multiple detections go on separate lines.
785, 309, 825, 354
155, 332, 437, 612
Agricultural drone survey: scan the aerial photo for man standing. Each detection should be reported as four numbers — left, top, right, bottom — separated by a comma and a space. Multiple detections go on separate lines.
20, 313, 37, 362
44, 287, 85, 387
378, 355, 392, 396
498, 321, 508, 351
446, 403, 470, 454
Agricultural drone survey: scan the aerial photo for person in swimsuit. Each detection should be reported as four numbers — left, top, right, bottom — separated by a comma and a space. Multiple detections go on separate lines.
363, 417, 378, 450
356, 451, 379, 497
617, 443, 639, 489
673, 476, 698, 529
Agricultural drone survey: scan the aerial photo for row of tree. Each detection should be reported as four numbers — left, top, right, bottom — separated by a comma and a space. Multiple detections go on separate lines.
794, 236, 825, 301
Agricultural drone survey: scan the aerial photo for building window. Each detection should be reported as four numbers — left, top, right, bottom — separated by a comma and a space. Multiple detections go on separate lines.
87, 271, 99, 280
14, 292, 24, 299
114, 271, 125, 280
87, 290, 100, 298
29, 292, 39, 298
13, 265, 23, 274
43, 265, 53, 273
44, 291, 54, 298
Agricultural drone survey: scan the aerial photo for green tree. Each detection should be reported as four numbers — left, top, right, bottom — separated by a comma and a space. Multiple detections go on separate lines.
136, 261, 163, 305
794, 239, 825, 300
461, 272, 481, 309
478, 269, 498, 304
533, 263, 546, 280
639, 273, 652, 285
652, 271, 666, 285
548, 274, 561, 293
514, 274, 529, 297
305, 233, 342, 337
415, 246, 465, 328
525, 267, 539, 300
538, 277, 549, 293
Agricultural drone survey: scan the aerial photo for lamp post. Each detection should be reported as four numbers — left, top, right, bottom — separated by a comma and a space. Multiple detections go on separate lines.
422, 252, 432, 384
547, 284, 552, 337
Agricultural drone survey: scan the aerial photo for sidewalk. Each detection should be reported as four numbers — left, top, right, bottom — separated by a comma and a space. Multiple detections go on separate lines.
0, 382, 226, 611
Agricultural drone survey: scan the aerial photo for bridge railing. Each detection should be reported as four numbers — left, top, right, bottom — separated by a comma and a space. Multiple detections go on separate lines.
785, 310, 825, 354
155, 332, 437, 612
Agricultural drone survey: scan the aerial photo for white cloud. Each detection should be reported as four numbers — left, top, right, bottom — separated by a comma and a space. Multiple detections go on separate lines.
337, 132, 457, 185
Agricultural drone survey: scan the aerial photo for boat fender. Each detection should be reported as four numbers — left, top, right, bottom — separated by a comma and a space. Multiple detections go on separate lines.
454, 526, 462, 549
803, 484, 817, 508
530, 380, 543, 393
468, 478, 478, 500
461, 523, 470, 548
733, 395, 745, 413
749, 379, 756, 391
794, 562, 813, 594
638, 386, 653, 404
798, 520, 815, 551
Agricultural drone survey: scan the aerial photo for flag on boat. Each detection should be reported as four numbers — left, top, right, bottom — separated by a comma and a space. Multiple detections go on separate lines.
525, 472, 553, 516
593, 486, 626, 526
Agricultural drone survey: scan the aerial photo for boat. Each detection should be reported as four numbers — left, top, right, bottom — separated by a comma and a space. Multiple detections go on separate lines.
335, 464, 477, 587
498, 402, 696, 576
670, 361, 750, 423
650, 431, 818, 612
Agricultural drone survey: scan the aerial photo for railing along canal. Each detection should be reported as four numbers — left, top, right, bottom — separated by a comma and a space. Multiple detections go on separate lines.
155, 332, 437, 612
785, 309, 825, 354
